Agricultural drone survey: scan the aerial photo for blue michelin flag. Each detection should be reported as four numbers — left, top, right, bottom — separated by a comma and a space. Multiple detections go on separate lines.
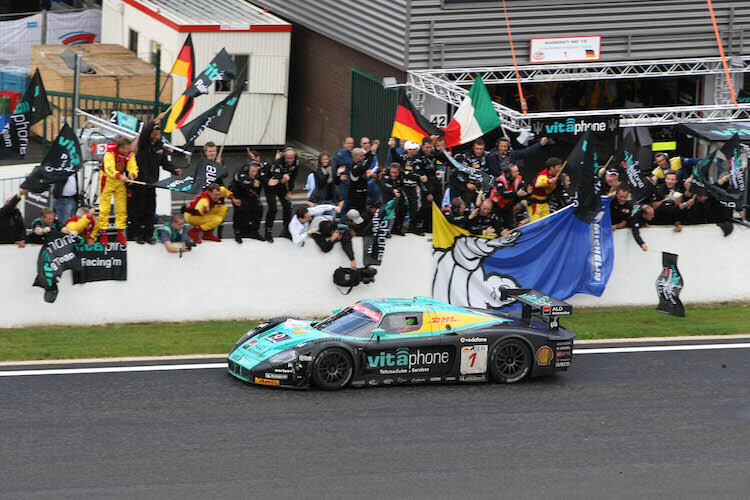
432, 198, 614, 309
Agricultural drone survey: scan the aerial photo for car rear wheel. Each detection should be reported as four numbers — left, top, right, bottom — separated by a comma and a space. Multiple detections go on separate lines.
489, 339, 532, 384
311, 349, 353, 391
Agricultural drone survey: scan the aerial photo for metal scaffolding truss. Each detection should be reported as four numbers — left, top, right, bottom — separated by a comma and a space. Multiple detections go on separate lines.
406, 57, 750, 132
410, 56, 750, 85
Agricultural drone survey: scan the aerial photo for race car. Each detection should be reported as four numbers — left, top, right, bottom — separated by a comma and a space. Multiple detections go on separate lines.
227, 289, 575, 390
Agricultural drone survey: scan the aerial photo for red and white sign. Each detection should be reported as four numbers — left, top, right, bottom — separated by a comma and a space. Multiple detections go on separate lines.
530, 35, 601, 64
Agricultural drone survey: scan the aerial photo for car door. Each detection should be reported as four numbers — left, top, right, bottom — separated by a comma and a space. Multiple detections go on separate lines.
363, 312, 449, 382
426, 307, 489, 380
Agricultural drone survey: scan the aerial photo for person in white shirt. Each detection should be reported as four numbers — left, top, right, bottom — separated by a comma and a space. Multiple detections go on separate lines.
289, 204, 338, 245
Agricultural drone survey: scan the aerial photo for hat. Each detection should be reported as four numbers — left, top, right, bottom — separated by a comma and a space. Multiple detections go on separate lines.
404, 141, 420, 151
346, 209, 364, 225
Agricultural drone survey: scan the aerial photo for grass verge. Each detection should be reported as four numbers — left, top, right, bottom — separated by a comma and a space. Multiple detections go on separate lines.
1, 305, 749, 362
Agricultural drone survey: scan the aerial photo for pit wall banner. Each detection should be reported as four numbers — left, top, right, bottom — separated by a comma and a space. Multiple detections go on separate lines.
432, 199, 614, 310
0, 10, 101, 70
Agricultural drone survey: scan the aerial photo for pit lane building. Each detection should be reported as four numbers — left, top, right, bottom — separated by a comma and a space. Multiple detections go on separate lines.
101, 0, 291, 147
251, 0, 750, 157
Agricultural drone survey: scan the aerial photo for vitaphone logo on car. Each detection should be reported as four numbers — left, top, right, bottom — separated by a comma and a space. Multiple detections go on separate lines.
532, 116, 619, 137
366, 347, 453, 374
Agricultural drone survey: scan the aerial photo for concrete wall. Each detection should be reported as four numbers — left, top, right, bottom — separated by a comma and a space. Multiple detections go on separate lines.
1, 224, 748, 329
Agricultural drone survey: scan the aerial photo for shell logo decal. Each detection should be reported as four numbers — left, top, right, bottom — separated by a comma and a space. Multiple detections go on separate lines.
536, 346, 554, 366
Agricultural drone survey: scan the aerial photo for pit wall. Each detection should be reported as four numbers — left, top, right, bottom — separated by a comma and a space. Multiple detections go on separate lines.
1, 224, 748, 328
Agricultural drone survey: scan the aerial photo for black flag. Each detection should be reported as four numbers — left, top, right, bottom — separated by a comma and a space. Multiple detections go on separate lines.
691, 134, 746, 210
21, 124, 82, 193
442, 148, 494, 193
151, 159, 226, 194
656, 252, 685, 317
616, 132, 651, 203
569, 131, 601, 224
363, 198, 398, 267
180, 87, 242, 148
183, 49, 237, 99
207, 84, 243, 134
15, 68, 52, 123
33, 231, 81, 303
1, 69, 52, 158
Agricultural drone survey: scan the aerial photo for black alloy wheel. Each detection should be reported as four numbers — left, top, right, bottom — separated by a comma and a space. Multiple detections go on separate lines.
311, 349, 353, 390
489, 339, 532, 384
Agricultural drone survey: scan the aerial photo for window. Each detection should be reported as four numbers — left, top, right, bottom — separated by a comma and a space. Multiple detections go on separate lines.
128, 29, 138, 54
315, 306, 380, 338
215, 54, 249, 92
381, 313, 424, 335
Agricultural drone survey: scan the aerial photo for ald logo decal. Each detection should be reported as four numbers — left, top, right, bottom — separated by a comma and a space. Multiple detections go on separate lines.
532, 116, 619, 137
367, 348, 451, 375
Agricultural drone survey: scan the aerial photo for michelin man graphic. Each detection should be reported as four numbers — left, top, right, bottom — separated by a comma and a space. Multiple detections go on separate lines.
432, 230, 522, 309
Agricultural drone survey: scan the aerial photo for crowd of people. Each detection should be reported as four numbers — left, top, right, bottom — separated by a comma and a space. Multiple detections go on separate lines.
0, 120, 747, 258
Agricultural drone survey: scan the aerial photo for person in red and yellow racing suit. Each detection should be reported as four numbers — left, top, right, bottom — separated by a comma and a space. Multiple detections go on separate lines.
94, 138, 138, 245
528, 157, 563, 222
184, 183, 240, 242
63, 207, 97, 245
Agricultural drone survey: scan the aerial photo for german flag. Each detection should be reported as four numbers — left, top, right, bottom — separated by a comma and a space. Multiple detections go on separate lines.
164, 34, 195, 133
391, 91, 442, 143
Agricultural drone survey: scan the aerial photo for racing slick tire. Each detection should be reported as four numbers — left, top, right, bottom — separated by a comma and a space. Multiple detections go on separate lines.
311, 348, 353, 391
489, 338, 532, 384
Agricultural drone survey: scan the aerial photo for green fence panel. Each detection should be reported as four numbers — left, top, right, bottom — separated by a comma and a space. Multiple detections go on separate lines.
42, 91, 171, 153
349, 67, 399, 166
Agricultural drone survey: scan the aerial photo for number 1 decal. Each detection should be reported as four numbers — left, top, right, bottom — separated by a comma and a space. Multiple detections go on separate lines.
460, 345, 487, 375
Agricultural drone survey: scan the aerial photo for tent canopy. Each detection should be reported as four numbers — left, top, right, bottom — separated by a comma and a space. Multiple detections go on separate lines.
678, 122, 750, 142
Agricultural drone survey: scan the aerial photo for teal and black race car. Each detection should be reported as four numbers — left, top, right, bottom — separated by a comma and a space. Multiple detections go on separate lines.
227, 289, 575, 390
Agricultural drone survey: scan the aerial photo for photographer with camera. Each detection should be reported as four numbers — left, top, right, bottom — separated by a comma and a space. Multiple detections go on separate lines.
154, 214, 193, 256
312, 220, 358, 270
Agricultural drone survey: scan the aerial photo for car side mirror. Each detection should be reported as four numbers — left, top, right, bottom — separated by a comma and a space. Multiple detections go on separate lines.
372, 329, 385, 341
332, 307, 342, 315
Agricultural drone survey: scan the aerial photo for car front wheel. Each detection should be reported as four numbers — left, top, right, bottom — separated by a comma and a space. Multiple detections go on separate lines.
489, 339, 532, 383
311, 348, 353, 390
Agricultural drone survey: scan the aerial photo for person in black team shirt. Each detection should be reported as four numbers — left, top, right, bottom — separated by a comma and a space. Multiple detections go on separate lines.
0, 190, 27, 246
442, 197, 471, 229
348, 147, 377, 215
27, 207, 63, 244
488, 136, 549, 174
610, 187, 633, 231
651, 171, 691, 232
265, 148, 298, 240
128, 110, 182, 244
415, 137, 442, 232
466, 198, 504, 236
455, 138, 496, 176
630, 203, 655, 251
381, 163, 406, 236
388, 139, 424, 235
230, 161, 265, 243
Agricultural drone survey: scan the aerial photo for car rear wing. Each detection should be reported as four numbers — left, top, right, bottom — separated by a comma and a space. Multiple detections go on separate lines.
500, 289, 573, 331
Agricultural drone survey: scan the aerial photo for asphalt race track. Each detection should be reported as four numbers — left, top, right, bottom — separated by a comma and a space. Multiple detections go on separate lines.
2, 341, 750, 499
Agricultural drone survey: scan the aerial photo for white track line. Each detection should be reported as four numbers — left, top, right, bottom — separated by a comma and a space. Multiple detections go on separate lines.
573, 343, 750, 355
1, 343, 750, 377
0, 363, 226, 377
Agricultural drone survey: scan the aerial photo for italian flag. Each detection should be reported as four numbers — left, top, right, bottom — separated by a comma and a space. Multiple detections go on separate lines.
443, 76, 501, 149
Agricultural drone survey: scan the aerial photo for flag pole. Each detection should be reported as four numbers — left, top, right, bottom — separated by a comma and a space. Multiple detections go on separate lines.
147, 74, 173, 122
218, 133, 228, 161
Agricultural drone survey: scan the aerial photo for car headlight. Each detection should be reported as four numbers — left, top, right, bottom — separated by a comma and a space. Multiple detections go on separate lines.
268, 350, 298, 364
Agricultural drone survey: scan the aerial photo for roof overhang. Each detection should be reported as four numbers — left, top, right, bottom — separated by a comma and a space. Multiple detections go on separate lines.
122, 0, 292, 33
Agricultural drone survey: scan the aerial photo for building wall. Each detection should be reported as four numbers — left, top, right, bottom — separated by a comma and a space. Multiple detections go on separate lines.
411, 0, 750, 69
286, 26, 406, 154
253, 0, 750, 71
102, 2, 291, 147
249, 0, 409, 70
2, 225, 749, 328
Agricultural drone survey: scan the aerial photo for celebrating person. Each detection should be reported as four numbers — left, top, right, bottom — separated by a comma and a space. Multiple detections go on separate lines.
184, 183, 240, 243
0, 189, 28, 247
528, 157, 563, 222
62, 206, 97, 245
154, 214, 191, 255
128, 111, 182, 244
27, 208, 63, 244
94, 137, 138, 245
230, 161, 265, 243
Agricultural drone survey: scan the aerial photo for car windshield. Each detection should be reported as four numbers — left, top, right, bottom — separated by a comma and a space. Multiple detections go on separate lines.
315, 304, 381, 337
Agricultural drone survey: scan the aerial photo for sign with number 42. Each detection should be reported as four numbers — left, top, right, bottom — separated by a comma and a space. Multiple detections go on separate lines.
460, 345, 487, 375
